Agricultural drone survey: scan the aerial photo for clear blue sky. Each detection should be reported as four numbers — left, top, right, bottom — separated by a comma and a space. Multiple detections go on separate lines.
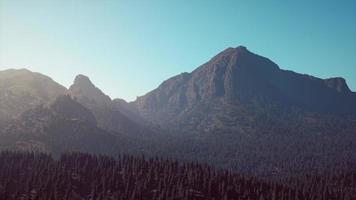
1, 0, 355, 101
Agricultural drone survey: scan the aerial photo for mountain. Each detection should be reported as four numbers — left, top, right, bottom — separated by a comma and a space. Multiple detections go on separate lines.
132, 46, 356, 175
0, 69, 150, 138
134, 46, 356, 132
0, 70, 162, 158
68, 74, 153, 136
0, 69, 66, 123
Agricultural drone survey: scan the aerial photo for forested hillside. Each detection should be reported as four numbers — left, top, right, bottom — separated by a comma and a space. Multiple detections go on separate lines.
0, 151, 355, 200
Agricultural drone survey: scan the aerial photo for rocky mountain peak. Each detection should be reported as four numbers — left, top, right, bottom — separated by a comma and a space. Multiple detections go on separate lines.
73, 74, 93, 87
208, 46, 249, 63
69, 74, 111, 106
189, 45, 280, 100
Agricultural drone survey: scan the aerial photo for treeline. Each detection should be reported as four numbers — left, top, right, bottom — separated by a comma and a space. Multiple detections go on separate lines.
0, 151, 355, 200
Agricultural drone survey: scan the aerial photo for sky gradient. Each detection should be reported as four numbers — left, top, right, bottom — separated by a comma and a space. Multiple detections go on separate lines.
1, 0, 356, 101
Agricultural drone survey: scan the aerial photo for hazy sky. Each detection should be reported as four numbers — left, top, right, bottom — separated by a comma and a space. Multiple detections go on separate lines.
1, 0, 356, 101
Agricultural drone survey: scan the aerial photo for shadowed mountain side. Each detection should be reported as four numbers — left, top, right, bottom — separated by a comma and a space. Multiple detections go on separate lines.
113, 98, 151, 126
0, 95, 147, 155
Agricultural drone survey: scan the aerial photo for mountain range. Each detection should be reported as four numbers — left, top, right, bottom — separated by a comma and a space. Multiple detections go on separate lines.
1, 46, 355, 177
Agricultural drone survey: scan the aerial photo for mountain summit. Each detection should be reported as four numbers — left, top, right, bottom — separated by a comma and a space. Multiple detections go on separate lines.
69, 74, 111, 106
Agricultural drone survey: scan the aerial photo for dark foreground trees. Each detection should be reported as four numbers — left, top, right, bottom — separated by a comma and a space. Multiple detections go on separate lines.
0, 151, 354, 200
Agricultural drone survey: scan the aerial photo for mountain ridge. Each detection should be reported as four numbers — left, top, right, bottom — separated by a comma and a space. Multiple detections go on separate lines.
1, 46, 356, 177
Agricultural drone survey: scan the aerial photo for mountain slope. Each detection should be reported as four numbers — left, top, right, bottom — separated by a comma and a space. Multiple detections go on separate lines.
0, 95, 130, 155
0, 69, 67, 122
